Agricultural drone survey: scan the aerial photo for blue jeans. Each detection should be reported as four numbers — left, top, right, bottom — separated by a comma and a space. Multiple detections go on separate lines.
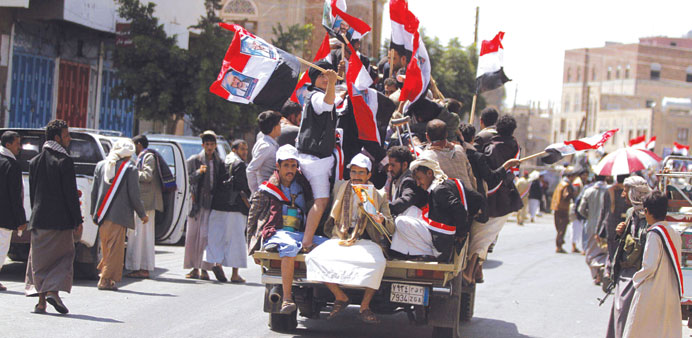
263, 229, 328, 258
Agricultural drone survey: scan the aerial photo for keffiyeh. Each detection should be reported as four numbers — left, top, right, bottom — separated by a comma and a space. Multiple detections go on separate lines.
105, 139, 135, 184
624, 176, 651, 211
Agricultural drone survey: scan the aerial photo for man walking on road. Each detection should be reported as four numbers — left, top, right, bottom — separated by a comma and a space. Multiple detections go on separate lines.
126, 135, 163, 279
515, 172, 530, 225
528, 173, 544, 222
0, 131, 27, 291
91, 139, 148, 290
25, 120, 82, 314
247, 111, 282, 193
551, 168, 576, 253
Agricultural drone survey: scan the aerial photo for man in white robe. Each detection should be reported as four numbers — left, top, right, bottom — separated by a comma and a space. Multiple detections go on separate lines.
623, 191, 682, 338
577, 175, 608, 284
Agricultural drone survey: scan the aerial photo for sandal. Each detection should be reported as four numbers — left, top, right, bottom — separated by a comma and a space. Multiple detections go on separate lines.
279, 300, 297, 314
0, 283, 6, 291
98, 280, 118, 291
126, 271, 149, 279
301, 242, 317, 254
230, 277, 246, 284
359, 308, 380, 324
327, 299, 349, 320
33, 304, 47, 314
46, 294, 69, 314
185, 269, 199, 279
200, 270, 210, 281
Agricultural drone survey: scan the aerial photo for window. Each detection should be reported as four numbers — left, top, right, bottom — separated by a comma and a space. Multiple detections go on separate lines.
687, 66, 692, 83
650, 63, 661, 80
607, 67, 612, 80
567, 131, 571, 141
625, 64, 630, 79
678, 128, 689, 143
616, 65, 621, 79
577, 67, 581, 82
564, 98, 570, 113
574, 94, 580, 112
223, 0, 257, 15
553, 131, 558, 142
646, 100, 655, 108
560, 119, 566, 133
592, 68, 596, 81
149, 144, 178, 176
628, 130, 633, 142
566, 67, 571, 82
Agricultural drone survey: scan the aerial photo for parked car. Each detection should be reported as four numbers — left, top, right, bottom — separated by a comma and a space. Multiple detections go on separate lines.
2, 128, 124, 278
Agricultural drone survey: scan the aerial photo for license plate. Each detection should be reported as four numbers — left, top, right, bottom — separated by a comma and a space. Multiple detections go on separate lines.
390, 283, 429, 305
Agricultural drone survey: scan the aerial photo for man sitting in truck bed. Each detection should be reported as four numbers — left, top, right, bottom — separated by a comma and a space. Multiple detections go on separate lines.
246, 145, 328, 315
391, 157, 485, 263
305, 154, 395, 324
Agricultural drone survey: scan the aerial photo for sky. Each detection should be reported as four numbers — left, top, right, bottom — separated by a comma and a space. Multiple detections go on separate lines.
380, 0, 692, 110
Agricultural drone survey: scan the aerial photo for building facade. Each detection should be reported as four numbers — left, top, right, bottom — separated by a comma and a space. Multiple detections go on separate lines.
554, 36, 692, 153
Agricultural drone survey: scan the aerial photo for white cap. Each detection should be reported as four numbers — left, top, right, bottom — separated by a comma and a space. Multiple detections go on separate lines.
276, 145, 299, 162
347, 153, 372, 172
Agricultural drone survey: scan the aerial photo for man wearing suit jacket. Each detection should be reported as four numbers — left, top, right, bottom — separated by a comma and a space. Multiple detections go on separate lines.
386, 146, 426, 218
0, 131, 27, 292
26, 120, 82, 314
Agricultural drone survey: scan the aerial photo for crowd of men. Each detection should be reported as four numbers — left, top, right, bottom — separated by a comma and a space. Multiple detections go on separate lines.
0, 34, 684, 336
550, 165, 684, 337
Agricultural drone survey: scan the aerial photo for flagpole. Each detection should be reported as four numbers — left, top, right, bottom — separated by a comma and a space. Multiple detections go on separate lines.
430, 78, 445, 100
340, 42, 346, 78
296, 57, 344, 81
469, 94, 478, 124
519, 151, 547, 162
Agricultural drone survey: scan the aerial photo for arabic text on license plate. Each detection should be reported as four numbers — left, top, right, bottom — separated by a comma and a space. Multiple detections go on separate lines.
390, 283, 428, 305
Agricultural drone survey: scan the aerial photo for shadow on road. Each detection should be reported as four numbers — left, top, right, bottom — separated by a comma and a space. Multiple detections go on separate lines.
1, 290, 24, 296
38, 313, 124, 323
460, 317, 535, 338
483, 259, 503, 269
116, 289, 177, 297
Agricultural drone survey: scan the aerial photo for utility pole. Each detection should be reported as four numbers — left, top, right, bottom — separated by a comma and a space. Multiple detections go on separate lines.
580, 48, 590, 137
372, 0, 378, 59
474, 6, 479, 47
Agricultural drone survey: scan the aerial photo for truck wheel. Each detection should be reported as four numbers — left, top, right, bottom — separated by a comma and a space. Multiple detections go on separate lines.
269, 311, 297, 332
73, 234, 101, 280
460, 284, 476, 322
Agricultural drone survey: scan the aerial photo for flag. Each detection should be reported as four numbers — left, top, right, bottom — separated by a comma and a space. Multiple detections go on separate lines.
541, 129, 619, 164
389, 0, 430, 104
290, 33, 332, 106
345, 41, 381, 144
322, 0, 371, 42
673, 142, 689, 156
629, 135, 656, 151
647, 136, 656, 150
476, 31, 511, 94
210, 23, 300, 111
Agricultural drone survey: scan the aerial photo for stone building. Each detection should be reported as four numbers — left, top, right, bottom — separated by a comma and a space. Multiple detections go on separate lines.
555, 36, 692, 153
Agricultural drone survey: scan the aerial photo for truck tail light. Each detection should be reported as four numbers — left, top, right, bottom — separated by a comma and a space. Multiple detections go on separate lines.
268, 260, 303, 270
407, 269, 445, 280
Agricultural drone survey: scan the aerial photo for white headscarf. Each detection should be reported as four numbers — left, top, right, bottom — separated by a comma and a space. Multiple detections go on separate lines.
105, 139, 135, 184
409, 156, 448, 188
624, 176, 651, 211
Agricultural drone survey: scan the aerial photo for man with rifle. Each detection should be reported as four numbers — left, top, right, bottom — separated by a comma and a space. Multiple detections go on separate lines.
603, 176, 651, 338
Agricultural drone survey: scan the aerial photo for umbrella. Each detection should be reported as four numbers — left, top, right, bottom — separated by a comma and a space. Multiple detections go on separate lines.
594, 148, 662, 176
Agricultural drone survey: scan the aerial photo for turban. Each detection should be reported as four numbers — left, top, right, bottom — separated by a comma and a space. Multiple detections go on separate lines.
624, 176, 651, 211
105, 139, 135, 184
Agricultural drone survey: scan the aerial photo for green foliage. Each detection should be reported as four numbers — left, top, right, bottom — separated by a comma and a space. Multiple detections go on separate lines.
185, 0, 259, 137
114, 0, 188, 122
270, 23, 314, 56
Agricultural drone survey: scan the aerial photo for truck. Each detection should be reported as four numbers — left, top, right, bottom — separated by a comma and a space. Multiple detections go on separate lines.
658, 156, 692, 327
252, 237, 475, 338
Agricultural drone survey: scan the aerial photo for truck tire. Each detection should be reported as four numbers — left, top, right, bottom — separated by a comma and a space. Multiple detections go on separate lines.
268, 311, 297, 332
432, 327, 454, 338
460, 284, 476, 322
73, 233, 101, 280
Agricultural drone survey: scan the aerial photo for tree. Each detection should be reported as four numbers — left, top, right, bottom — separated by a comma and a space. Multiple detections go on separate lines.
270, 23, 314, 57
114, 0, 189, 123
185, 0, 259, 137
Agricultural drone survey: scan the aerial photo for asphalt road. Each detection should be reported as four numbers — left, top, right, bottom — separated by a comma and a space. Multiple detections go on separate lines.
1, 214, 690, 338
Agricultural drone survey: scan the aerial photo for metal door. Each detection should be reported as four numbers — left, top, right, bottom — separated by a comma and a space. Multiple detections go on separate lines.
57, 60, 90, 128
148, 141, 188, 244
99, 69, 134, 136
9, 53, 55, 128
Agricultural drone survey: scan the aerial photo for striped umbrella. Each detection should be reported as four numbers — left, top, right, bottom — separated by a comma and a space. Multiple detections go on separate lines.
594, 148, 662, 176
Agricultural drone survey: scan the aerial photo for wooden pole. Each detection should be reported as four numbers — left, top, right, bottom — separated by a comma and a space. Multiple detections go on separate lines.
296, 57, 344, 81
340, 41, 346, 78
469, 94, 477, 124
519, 151, 547, 162
430, 78, 445, 100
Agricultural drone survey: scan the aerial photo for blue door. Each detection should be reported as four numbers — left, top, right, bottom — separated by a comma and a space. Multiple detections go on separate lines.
99, 69, 134, 137
9, 53, 55, 128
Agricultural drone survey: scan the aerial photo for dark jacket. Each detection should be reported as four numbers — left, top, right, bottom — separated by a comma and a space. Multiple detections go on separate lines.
211, 153, 251, 215
0, 154, 26, 230
529, 179, 543, 200
297, 89, 336, 158
388, 169, 426, 217
188, 151, 224, 217
28, 148, 82, 230
462, 142, 504, 223
427, 179, 485, 262
483, 134, 523, 218
473, 126, 497, 153
246, 171, 313, 255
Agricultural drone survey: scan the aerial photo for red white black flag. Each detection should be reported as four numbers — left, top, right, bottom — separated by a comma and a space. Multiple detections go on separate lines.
673, 142, 689, 156
290, 33, 332, 106
476, 31, 511, 94
541, 129, 619, 164
389, 0, 430, 104
210, 23, 300, 111
322, 0, 371, 42
345, 42, 382, 144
